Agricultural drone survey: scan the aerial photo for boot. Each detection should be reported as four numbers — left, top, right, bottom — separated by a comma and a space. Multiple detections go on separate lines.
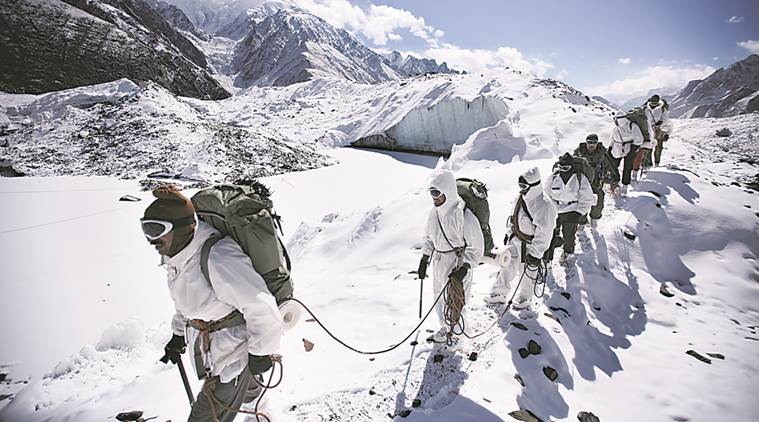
559, 251, 574, 264
484, 289, 510, 304
426, 327, 448, 343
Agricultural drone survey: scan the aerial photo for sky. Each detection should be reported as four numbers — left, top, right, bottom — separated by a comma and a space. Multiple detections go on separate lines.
294, 0, 759, 103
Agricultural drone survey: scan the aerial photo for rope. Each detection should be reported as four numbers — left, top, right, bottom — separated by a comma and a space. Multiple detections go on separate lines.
201, 356, 283, 422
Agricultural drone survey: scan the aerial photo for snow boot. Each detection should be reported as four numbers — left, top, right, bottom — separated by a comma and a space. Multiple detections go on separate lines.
426, 327, 449, 343
559, 251, 574, 264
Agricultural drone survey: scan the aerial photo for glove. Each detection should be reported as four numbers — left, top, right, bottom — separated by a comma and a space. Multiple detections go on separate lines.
449, 263, 470, 283
248, 354, 273, 375
662, 134, 669, 142
160, 334, 186, 364
525, 254, 541, 266
417, 254, 430, 280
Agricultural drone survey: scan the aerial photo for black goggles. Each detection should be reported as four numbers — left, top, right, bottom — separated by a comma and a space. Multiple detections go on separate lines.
429, 188, 444, 199
141, 219, 173, 241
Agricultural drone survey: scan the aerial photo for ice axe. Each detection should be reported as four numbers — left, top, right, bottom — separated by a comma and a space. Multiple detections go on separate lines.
160, 353, 194, 405
407, 270, 424, 319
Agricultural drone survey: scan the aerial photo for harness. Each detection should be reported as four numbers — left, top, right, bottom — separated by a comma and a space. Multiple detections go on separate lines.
188, 310, 246, 379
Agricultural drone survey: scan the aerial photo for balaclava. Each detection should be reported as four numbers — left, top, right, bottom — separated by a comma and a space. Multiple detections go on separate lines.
143, 185, 196, 257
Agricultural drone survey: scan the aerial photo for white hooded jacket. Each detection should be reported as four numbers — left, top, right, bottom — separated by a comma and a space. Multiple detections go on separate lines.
547, 170, 596, 215
164, 221, 284, 383
421, 170, 484, 329
646, 102, 673, 136
506, 168, 558, 259
610, 116, 644, 159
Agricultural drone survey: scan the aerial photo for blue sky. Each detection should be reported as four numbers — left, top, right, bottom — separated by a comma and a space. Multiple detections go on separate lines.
296, 0, 759, 102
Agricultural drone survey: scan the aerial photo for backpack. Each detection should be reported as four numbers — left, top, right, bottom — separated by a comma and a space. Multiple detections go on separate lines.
623, 106, 651, 141
456, 178, 494, 253
191, 180, 293, 305
572, 155, 595, 187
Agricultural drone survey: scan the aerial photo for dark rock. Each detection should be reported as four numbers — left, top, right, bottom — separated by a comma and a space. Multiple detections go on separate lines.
433, 354, 444, 363
116, 411, 143, 421
623, 228, 636, 240
289, 405, 297, 411
0, 0, 229, 99
412, 399, 421, 408
508, 409, 543, 422
716, 128, 732, 137
518, 348, 530, 359
511, 322, 528, 331
368, 389, 376, 396
648, 190, 662, 198
542, 366, 558, 381
514, 374, 525, 387
399, 410, 411, 418
0, 394, 10, 402
577, 411, 601, 422
660, 284, 675, 298
560, 292, 571, 300
544, 313, 561, 323
655, 203, 662, 208
685, 350, 712, 364
549, 306, 570, 317
706, 353, 725, 360
730, 319, 741, 325
119, 195, 141, 202
527, 340, 542, 355
409, 341, 418, 346
468, 352, 478, 361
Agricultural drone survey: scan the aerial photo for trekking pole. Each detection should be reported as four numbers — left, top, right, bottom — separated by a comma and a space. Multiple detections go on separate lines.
176, 357, 195, 405
418, 277, 424, 319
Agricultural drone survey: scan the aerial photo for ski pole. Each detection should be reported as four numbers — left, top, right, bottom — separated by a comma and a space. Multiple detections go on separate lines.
176, 357, 195, 405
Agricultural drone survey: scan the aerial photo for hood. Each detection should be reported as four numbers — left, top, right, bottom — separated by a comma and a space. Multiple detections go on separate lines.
521, 166, 543, 201
429, 169, 461, 214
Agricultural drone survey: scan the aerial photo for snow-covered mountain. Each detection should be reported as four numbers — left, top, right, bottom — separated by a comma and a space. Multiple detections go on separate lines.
618, 87, 678, 112
381, 51, 461, 77
0, 0, 230, 100
231, 8, 400, 87
669, 54, 759, 118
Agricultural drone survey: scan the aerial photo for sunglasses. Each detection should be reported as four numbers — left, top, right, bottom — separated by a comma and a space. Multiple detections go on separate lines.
141, 219, 173, 241
428, 188, 444, 199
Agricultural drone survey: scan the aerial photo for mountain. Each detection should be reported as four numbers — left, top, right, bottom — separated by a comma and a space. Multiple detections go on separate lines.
0, 0, 230, 99
618, 87, 678, 111
230, 8, 400, 87
669, 54, 759, 118
592, 95, 622, 111
381, 51, 460, 77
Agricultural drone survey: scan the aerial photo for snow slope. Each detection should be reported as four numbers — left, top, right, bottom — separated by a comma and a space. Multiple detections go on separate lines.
1, 115, 758, 420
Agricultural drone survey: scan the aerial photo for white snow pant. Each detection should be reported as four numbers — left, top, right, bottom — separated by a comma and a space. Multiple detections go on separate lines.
431, 251, 473, 333
495, 239, 538, 303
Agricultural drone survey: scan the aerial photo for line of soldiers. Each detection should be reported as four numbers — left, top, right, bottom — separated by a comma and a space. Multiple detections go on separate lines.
419, 94, 672, 350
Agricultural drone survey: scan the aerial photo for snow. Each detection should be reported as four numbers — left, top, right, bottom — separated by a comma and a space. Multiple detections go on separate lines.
2, 113, 758, 420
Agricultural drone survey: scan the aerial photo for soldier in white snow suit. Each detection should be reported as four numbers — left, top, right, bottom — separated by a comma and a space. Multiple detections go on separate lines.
487, 167, 557, 307
141, 186, 283, 422
417, 169, 484, 349
609, 112, 644, 195
646, 94, 673, 166
547, 153, 596, 262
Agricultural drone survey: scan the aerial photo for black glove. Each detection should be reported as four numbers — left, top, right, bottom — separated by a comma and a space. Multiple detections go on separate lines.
525, 254, 541, 266
417, 254, 430, 280
248, 354, 273, 375
662, 134, 669, 142
449, 263, 470, 283
160, 334, 186, 364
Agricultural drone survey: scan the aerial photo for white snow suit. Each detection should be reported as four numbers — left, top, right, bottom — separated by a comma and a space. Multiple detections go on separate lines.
646, 102, 673, 135
547, 170, 596, 216
164, 221, 284, 383
421, 170, 485, 333
610, 116, 644, 159
496, 167, 558, 302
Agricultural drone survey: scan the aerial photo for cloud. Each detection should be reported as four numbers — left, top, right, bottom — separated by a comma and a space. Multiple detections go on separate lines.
713, 56, 719, 61
727, 16, 744, 23
295, 0, 443, 47
586, 65, 716, 103
737, 40, 759, 54
555, 69, 569, 80
618, 57, 631, 65
423, 44, 554, 76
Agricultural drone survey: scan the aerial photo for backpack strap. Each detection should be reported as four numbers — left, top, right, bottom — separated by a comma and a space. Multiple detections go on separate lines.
200, 234, 225, 285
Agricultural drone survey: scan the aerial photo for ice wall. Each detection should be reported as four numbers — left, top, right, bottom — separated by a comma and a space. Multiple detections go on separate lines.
353, 95, 509, 155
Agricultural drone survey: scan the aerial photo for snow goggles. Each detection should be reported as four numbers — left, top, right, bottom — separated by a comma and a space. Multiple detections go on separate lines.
428, 188, 444, 199
557, 164, 572, 172
140, 219, 173, 241
586, 139, 599, 145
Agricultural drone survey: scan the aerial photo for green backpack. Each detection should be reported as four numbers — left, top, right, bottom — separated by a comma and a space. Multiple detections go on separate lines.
456, 178, 494, 253
191, 181, 293, 305
624, 106, 651, 141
